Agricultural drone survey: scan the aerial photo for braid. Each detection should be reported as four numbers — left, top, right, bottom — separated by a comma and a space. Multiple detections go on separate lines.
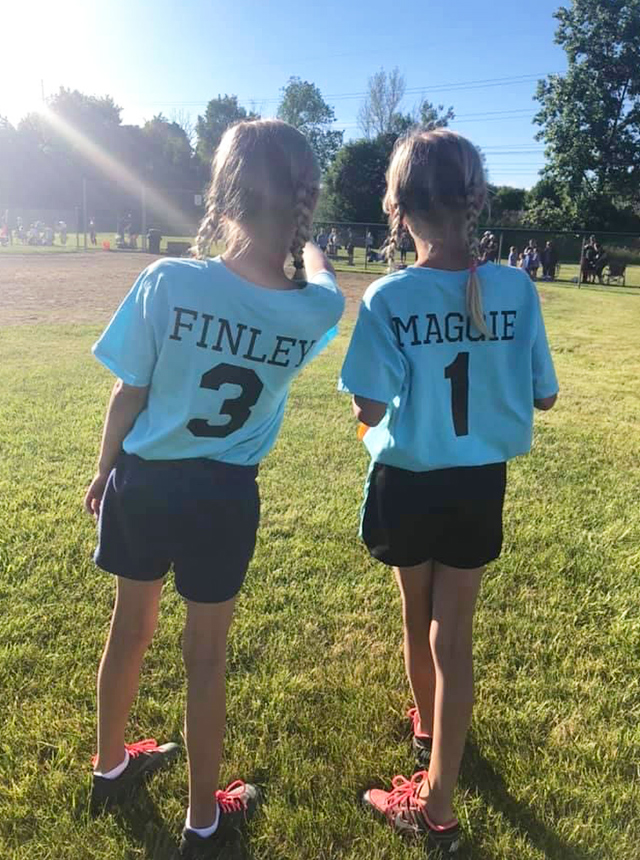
290, 180, 317, 280
192, 198, 219, 260
465, 190, 489, 337
386, 205, 404, 272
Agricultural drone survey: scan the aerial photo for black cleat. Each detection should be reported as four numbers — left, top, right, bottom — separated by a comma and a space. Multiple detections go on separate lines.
91, 738, 180, 812
178, 781, 261, 859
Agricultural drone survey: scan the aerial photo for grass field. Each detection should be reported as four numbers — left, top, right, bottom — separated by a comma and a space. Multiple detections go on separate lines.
1, 263, 639, 859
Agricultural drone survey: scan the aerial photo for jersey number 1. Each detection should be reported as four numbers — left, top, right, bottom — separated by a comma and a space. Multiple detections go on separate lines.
444, 352, 469, 437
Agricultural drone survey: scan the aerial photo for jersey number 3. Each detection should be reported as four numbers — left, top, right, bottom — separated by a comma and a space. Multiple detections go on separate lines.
444, 352, 469, 437
188, 363, 264, 438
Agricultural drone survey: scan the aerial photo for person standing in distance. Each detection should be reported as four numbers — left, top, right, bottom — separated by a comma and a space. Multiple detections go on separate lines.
84, 120, 344, 858
339, 129, 558, 855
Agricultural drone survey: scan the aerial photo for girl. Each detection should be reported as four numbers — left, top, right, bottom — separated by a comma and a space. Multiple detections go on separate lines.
507, 245, 518, 267
85, 119, 344, 858
339, 129, 558, 854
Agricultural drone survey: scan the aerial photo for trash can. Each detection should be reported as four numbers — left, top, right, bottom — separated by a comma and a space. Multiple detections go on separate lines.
147, 229, 162, 255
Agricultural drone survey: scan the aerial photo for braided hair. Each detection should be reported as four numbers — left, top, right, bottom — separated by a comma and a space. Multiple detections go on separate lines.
290, 180, 319, 280
385, 203, 404, 271
465, 188, 489, 337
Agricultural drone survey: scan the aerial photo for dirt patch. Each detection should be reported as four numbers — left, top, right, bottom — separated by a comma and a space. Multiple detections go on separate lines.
0, 253, 368, 328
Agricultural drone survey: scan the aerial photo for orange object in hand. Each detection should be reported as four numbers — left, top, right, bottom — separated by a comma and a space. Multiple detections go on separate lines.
357, 422, 369, 441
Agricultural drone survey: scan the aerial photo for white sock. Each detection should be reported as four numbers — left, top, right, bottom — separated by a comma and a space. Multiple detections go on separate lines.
185, 804, 220, 838
94, 749, 130, 780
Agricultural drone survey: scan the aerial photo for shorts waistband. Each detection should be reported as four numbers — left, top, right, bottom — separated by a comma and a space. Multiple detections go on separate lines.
121, 452, 259, 479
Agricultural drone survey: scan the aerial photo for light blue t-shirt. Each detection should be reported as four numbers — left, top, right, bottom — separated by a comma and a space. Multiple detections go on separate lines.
339, 263, 558, 472
93, 257, 344, 465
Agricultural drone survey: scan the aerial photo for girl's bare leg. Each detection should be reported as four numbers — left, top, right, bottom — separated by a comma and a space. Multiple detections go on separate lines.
182, 596, 236, 829
394, 562, 436, 736
419, 562, 484, 824
96, 576, 164, 772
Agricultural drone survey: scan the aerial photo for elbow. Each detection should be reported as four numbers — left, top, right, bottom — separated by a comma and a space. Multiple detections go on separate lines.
115, 379, 150, 407
353, 396, 387, 427
534, 392, 558, 411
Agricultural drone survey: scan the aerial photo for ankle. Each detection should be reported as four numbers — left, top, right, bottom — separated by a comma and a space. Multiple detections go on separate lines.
424, 793, 455, 826
94, 748, 129, 778
188, 801, 219, 830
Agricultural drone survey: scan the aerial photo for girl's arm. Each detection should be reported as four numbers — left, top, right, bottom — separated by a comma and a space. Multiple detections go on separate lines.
303, 241, 336, 279
352, 394, 387, 427
84, 380, 149, 516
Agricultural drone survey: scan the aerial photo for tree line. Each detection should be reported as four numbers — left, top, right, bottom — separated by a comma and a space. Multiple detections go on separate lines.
1, 0, 639, 233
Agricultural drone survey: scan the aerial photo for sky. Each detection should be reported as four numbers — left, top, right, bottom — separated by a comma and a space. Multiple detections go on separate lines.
1, 0, 569, 188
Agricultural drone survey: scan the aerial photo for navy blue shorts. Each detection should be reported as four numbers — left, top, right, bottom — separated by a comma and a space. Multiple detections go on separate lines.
95, 453, 260, 603
362, 461, 506, 569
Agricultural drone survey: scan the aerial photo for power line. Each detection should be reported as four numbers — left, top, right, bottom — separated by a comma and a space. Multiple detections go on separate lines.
136, 71, 559, 110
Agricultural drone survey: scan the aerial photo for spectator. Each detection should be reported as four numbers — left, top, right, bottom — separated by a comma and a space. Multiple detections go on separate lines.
593, 242, 608, 284
44, 225, 55, 246
485, 233, 499, 262
328, 227, 339, 257
541, 241, 558, 281
346, 228, 355, 266
89, 218, 97, 246
399, 227, 411, 264
58, 221, 68, 245
365, 229, 374, 256
507, 246, 518, 267
582, 237, 597, 283
316, 229, 328, 253
529, 240, 540, 280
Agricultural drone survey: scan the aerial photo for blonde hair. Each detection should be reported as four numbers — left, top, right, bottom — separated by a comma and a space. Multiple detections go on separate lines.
383, 128, 489, 336
193, 120, 320, 271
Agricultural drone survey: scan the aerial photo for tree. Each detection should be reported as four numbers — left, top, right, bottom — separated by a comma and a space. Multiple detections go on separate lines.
143, 114, 193, 175
195, 95, 259, 164
170, 109, 196, 148
418, 100, 455, 129
534, 0, 640, 226
277, 77, 343, 172
320, 138, 390, 223
487, 185, 528, 225
358, 67, 406, 138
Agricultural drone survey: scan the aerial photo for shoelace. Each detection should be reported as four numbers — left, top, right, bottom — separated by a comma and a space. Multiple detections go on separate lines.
383, 771, 429, 815
91, 738, 158, 767
215, 780, 247, 814
126, 738, 159, 759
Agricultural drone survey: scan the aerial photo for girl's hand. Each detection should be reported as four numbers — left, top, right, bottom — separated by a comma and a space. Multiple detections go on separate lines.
84, 472, 110, 518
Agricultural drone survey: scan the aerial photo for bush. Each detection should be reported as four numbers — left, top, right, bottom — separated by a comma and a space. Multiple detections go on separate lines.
605, 245, 640, 266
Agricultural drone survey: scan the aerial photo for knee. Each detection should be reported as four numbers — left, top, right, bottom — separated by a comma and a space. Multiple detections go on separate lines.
112, 612, 157, 651
182, 637, 226, 678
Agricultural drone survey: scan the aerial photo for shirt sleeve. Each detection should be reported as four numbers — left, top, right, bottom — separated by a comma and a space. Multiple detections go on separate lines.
531, 291, 559, 399
338, 291, 407, 403
92, 266, 164, 386
302, 270, 345, 361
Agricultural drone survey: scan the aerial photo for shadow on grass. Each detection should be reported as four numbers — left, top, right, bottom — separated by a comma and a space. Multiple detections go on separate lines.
110, 787, 259, 860
459, 736, 596, 860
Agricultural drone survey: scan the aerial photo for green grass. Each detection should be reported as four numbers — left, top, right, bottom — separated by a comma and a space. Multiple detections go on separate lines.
0, 285, 639, 859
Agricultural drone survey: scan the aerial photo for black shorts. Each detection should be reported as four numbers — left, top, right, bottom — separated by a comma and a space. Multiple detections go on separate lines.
362, 461, 506, 569
95, 453, 260, 603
